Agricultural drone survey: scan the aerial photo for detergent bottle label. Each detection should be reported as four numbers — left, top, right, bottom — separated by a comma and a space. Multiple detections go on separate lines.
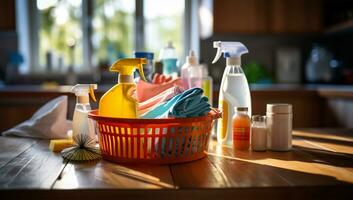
219, 100, 228, 139
233, 127, 250, 140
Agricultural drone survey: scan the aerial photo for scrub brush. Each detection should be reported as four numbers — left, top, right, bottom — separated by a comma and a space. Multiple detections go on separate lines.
61, 133, 101, 162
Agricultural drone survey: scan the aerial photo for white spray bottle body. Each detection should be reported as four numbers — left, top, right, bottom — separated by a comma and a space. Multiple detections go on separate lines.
72, 99, 95, 144
217, 65, 251, 145
71, 84, 97, 147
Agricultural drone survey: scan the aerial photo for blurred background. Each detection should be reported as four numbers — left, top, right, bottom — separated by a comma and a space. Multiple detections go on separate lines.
0, 0, 353, 131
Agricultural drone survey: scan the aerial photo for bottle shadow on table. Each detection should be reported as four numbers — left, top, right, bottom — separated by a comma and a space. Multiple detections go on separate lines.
208, 133, 353, 168
205, 149, 353, 190
223, 144, 353, 168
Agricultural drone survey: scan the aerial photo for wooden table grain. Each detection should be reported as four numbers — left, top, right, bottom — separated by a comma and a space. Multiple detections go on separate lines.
0, 129, 352, 200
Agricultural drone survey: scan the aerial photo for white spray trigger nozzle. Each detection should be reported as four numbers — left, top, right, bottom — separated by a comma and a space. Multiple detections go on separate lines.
212, 41, 249, 64
212, 46, 222, 64
71, 84, 97, 102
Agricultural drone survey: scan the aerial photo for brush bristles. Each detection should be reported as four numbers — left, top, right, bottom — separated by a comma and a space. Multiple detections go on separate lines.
61, 133, 101, 162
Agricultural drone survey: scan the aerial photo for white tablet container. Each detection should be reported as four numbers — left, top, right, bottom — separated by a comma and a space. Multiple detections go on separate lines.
266, 104, 292, 151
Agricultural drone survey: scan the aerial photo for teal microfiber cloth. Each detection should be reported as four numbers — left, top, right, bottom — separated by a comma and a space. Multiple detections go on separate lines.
141, 88, 210, 119
169, 88, 210, 118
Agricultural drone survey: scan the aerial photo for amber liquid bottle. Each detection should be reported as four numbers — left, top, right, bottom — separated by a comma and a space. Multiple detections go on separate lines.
232, 107, 250, 150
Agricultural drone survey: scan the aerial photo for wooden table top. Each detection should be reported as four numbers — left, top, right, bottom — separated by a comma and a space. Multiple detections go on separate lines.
1, 129, 352, 200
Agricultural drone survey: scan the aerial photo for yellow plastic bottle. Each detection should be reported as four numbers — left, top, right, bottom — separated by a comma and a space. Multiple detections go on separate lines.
99, 58, 146, 118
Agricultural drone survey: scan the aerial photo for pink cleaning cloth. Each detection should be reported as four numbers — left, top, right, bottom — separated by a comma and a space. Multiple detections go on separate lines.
152, 73, 173, 84
136, 76, 184, 102
138, 86, 184, 115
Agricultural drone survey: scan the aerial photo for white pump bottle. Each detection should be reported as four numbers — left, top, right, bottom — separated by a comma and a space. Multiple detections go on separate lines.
212, 41, 251, 146
71, 84, 97, 146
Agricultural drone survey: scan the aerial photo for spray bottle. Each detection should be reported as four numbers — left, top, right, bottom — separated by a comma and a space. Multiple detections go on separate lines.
71, 84, 97, 146
212, 41, 251, 146
99, 58, 146, 118
181, 50, 202, 89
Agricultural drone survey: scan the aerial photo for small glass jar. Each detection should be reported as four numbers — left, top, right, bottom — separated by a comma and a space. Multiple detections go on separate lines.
232, 107, 250, 150
251, 115, 267, 151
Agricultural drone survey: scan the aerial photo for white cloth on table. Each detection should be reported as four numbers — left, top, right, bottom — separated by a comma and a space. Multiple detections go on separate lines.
2, 95, 71, 139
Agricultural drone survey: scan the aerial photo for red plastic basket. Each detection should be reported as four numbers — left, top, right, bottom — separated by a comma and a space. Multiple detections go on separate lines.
88, 109, 221, 164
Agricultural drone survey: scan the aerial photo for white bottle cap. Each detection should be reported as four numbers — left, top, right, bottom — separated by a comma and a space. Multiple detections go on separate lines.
266, 104, 292, 114
159, 41, 177, 60
187, 50, 198, 65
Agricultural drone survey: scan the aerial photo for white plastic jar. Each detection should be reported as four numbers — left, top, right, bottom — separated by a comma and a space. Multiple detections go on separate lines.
266, 104, 292, 151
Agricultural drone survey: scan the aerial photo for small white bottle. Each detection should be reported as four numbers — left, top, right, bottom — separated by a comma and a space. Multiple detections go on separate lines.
181, 50, 202, 89
251, 115, 267, 151
71, 84, 97, 147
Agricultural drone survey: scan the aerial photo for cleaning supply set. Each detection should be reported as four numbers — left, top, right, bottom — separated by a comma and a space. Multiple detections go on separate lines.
64, 40, 290, 164
2, 39, 295, 164
80, 43, 218, 164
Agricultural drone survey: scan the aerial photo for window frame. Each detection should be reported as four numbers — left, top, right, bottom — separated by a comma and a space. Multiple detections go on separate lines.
16, 0, 199, 74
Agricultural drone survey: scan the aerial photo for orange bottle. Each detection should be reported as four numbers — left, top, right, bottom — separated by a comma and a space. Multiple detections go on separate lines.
232, 107, 250, 150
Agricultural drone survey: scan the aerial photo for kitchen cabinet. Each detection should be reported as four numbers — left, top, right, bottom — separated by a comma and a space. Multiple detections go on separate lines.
0, 0, 15, 31
214, 0, 323, 33
214, 0, 269, 33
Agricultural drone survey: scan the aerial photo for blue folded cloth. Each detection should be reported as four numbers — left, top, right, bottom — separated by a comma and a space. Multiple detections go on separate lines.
169, 88, 210, 118
141, 88, 211, 119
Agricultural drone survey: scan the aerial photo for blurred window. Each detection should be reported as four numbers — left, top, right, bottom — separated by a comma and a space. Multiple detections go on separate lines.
144, 0, 184, 58
92, 0, 135, 67
19, 0, 192, 73
37, 0, 83, 71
